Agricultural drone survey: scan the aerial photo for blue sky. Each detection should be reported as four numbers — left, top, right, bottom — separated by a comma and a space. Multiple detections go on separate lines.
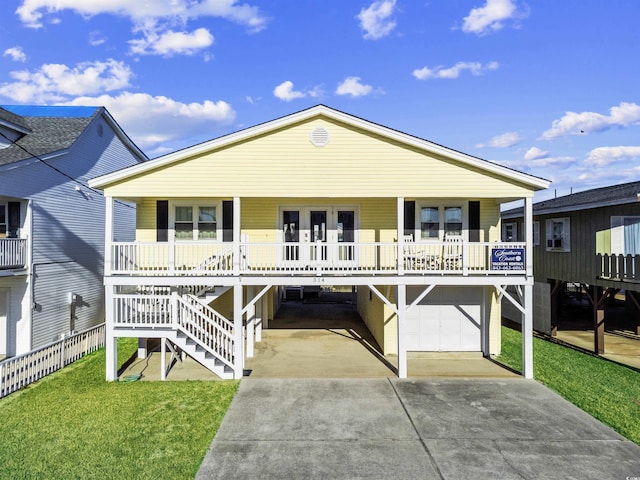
1, 0, 639, 202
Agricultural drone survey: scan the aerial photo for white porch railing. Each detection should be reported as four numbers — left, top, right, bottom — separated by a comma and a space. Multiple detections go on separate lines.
598, 253, 640, 282
0, 323, 105, 399
109, 241, 528, 276
0, 238, 27, 269
112, 291, 236, 369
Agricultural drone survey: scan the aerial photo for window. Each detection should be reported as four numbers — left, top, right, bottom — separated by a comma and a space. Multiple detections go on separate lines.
419, 204, 464, 240
611, 216, 640, 256
546, 217, 570, 252
173, 204, 218, 240
444, 207, 462, 237
420, 207, 439, 239
502, 222, 517, 242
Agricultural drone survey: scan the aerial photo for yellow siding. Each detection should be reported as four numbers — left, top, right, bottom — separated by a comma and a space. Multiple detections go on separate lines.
489, 287, 501, 355
135, 197, 501, 243
105, 118, 535, 200
357, 285, 398, 355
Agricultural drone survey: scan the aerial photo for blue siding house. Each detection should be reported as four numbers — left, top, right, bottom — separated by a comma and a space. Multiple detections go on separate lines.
0, 105, 146, 357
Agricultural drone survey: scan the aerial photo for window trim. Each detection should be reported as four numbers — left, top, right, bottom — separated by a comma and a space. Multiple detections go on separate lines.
502, 222, 517, 242
0, 203, 6, 238
170, 201, 222, 242
545, 217, 570, 252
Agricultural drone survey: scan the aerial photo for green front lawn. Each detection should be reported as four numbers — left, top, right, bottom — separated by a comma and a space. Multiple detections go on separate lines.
0, 339, 238, 480
497, 326, 640, 445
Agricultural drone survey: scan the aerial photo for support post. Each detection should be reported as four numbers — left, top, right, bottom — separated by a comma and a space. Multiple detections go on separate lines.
233, 197, 241, 275
246, 286, 255, 358
397, 283, 407, 378
522, 283, 534, 379
397, 197, 405, 276
524, 197, 533, 278
160, 338, 166, 381
105, 285, 118, 381
255, 286, 263, 342
262, 291, 270, 330
592, 285, 605, 354
549, 280, 558, 337
233, 284, 244, 378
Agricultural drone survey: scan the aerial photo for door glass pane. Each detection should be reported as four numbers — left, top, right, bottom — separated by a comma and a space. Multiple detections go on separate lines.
283, 211, 299, 261
338, 211, 355, 261
444, 207, 462, 237
310, 211, 327, 261
421, 207, 439, 240
310, 211, 326, 242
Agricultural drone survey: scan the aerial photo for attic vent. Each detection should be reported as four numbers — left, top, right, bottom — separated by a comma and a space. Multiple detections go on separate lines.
310, 127, 330, 147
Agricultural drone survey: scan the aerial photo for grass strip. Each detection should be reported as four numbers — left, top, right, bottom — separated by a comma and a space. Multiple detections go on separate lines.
0, 338, 239, 480
497, 326, 640, 445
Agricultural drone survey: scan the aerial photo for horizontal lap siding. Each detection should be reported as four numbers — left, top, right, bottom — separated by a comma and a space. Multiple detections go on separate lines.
106, 118, 534, 200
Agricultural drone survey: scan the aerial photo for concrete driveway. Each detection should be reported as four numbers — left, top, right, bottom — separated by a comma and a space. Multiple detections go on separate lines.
197, 377, 640, 480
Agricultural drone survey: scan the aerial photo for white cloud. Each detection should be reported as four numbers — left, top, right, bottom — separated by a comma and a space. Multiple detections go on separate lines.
3, 47, 27, 63
16, 0, 268, 30
65, 92, 236, 153
462, 0, 524, 35
0, 59, 133, 103
413, 61, 498, 80
89, 30, 106, 46
129, 27, 214, 56
523, 147, 548, 161
476, 131, 520, 148
273, 81, 306, 102
335, 76, 373, 97
585, 146, 640, 167
540, 102, 640, 140
356, 0, 397, 40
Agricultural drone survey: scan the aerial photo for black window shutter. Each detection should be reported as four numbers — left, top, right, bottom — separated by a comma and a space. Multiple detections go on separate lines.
404, 201, 415, 238
8, 202, 20, 238
469, 201, 480, 242
156, 200, 168, 242
222, 200, 233, 242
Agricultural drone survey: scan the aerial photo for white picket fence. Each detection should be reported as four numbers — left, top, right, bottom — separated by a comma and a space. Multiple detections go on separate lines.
0, 323, 106, 399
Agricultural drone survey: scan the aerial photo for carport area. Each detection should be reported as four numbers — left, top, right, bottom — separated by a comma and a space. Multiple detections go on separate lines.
244, 299, 514, 379
198, 377, 640, 479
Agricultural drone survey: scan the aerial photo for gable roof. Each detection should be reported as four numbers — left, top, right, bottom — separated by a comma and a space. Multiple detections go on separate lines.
0, 105, 147, 167
89, 104, 550, 191
502, 180, 640, 218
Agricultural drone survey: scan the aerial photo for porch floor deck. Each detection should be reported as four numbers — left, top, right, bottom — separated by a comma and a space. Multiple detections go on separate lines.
119, 299, 515, 381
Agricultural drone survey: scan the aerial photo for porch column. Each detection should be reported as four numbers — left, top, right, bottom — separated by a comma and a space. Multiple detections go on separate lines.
233, 284, 244, 378
160, 338, 166, 381
397, 283, 407, 378
397, 197, 404, 276
104, 196, 113, 276
592, 285, 605, 354
522, 283, 534, 379
233, 197, 241, 275
246, 286, 255, 358
255, 286, 263, 342
262, 292, 270, 330
105, 285, 118, 381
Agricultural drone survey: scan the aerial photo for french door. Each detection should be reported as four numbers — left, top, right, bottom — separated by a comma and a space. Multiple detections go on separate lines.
281, 207, 356, 267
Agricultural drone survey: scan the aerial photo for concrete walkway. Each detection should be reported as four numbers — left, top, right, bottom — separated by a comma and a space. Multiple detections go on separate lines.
197, 377, 640, 479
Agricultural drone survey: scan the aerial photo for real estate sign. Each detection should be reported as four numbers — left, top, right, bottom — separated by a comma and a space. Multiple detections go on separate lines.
491, 248, 525, 271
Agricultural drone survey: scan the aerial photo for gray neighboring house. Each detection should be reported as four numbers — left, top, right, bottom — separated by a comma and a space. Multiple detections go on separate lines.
501, 181, 640, 352
0, 105, 146, 358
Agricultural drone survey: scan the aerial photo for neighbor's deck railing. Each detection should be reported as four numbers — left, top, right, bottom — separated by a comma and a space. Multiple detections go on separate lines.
0, 323, 105, 399
109, 241, 528, 276
0, 238, 27, 270
598, 253, 640, 282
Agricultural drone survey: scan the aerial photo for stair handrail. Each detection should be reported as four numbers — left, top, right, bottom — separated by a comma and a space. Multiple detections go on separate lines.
187, 246, 234, 274
174, 293, 235, 366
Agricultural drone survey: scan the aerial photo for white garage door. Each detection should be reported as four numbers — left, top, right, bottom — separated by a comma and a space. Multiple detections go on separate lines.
405, 286, 482, 351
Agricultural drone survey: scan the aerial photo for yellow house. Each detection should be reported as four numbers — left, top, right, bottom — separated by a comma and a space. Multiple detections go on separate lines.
89, 105, 549, 380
